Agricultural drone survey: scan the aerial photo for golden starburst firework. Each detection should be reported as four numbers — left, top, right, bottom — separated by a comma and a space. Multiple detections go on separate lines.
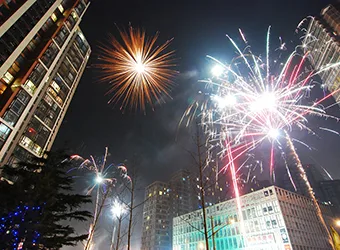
98, 26, 177, 111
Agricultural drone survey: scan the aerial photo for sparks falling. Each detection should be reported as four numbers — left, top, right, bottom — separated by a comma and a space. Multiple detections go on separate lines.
71, 148, 130, 250
183, 27, 340, 247
97, 26, 177, 111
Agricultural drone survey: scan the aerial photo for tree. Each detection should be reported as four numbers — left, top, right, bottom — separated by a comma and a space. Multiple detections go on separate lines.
0, 151, 92, 249
180, 125, 228, 249
114, 161, 148, 250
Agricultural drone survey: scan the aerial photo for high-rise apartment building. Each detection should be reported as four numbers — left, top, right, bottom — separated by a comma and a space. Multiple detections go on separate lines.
303, 4, 340, 102
173, 186, 333, 250
0, 0, 91, 165
141, 170, 198, 250
169, 170, 196, 217
141, 181, 171, 250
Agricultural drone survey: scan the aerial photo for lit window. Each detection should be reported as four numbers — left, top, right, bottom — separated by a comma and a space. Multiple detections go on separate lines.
78, 31, 85, 41
2, 72, 14, 84
51, 13, 58, 22
20, 136, 33, 148
51, 81, 60, 93
23, 80, 36, 94
159, 191, 163, 196
71, 11, 78, 20
58, 4, 64, 13
33, 144, 42, 154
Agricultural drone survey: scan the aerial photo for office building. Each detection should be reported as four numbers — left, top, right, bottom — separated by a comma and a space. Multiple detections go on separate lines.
0, 0, 91, 165
141, 170, 198, 250
303, 4, 340, 102
173, 186, 333, 250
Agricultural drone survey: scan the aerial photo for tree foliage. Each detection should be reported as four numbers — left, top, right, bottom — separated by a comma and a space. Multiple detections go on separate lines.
0, 151, 92, 249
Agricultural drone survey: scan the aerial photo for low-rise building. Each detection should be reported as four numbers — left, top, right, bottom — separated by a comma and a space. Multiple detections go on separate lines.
173, 186, 333, 250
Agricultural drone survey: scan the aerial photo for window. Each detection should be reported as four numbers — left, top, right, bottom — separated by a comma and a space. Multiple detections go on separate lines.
55, 25, 69, 47
2, 71, 14, 84
58, 4, 64, 13
16, 89, 30, 105
24, 79, 36, 94
51, 13, 57, 22
3, 110, 18, 126
41, 42, 59, 68
24, 63, 47, 94
272, 219, 277, 227
0, 123, 11, 141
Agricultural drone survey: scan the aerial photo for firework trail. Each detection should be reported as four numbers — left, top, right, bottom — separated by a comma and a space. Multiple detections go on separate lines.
71, 148, 130, 250
97, 25, 178, 112
183, 26, 340, 246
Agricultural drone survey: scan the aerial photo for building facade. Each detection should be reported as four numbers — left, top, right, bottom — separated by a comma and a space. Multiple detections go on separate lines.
141, 170, 199, 250
141, 181, 171, 250
0, 0, 91, 165
169, 170, 197, 218
303, 4, 340, 102
173, 186, 332, 250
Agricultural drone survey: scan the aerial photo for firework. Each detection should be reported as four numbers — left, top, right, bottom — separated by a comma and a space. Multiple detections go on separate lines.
72, 148, 130, 250
97, 26, 177, 111
184, 27, 340, 247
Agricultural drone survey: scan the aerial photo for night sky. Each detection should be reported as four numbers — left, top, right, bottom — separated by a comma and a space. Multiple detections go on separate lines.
55, 0, 340, 247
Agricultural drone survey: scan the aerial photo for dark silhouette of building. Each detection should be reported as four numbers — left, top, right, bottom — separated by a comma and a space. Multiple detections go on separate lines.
319, 180, 340, 216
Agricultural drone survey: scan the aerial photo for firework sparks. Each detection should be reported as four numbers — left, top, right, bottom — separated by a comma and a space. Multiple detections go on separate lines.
183, 27, 340, 247
97, 26, 177, 111
72, 148, 131, 250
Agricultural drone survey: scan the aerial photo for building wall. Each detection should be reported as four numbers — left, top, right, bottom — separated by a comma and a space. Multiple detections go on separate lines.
173, 186, 332, 250
141, 170, 199, 250
0, 0, 91, 164
303, 4, 340, 102
141, 181, 171, 250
